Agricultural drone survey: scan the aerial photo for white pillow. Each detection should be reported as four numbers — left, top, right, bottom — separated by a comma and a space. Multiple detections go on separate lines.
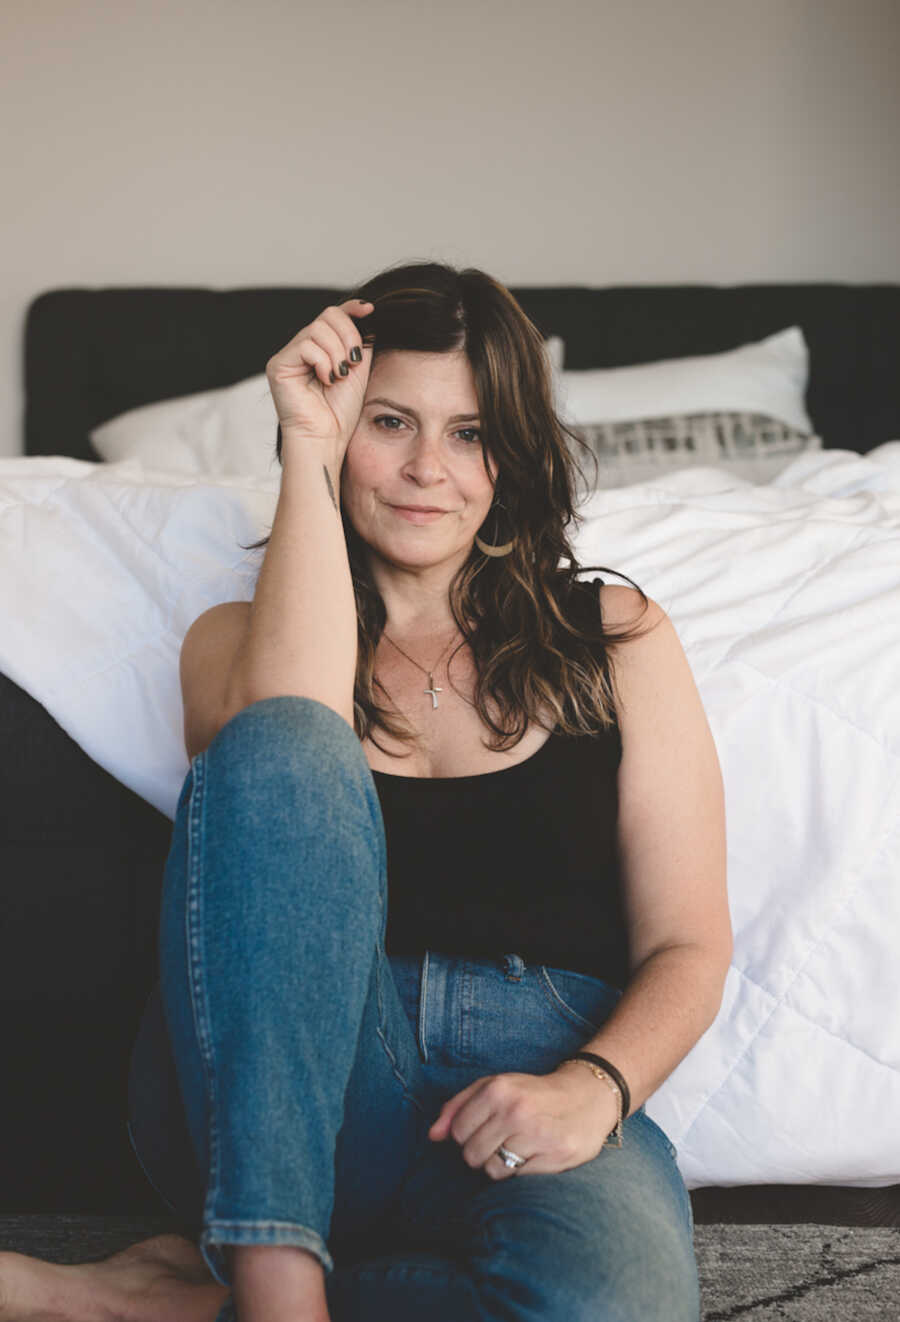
90, 374, 281, 477
90, 336, 567, 477
553, 326, 813, 434
553, 326, 817, 490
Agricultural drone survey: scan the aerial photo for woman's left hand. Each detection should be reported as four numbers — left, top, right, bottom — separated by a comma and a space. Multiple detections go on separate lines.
427, 1062, 620, 1179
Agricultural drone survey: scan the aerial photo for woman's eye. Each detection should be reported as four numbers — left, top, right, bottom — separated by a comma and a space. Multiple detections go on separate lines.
374, 415, 481, 444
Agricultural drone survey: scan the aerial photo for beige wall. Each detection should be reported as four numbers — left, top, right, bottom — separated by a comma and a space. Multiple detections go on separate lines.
2, 0, 898, 457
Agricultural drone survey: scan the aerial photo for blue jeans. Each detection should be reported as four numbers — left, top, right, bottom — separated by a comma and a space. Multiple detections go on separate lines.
127, 696, 699, 1321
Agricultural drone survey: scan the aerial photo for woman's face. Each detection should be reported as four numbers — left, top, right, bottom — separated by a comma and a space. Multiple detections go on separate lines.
340, 349, 499, 580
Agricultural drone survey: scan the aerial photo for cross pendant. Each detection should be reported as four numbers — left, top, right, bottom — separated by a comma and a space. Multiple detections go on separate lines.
424, 673, 442, 709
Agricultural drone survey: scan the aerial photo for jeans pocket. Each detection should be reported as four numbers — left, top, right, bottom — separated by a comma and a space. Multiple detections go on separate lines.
534, 966, 623, 1034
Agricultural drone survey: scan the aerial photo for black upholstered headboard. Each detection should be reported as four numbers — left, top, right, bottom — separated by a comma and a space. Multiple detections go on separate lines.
23, 283, 900, 461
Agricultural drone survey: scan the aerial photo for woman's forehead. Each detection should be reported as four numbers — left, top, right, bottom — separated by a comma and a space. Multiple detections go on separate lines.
367, 350, 480, 414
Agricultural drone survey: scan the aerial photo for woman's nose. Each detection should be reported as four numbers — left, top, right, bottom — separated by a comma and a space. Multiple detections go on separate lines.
402, 434, 446, 483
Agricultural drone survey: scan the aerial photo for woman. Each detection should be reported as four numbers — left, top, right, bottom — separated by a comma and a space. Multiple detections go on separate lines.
1, 262, 730, 1322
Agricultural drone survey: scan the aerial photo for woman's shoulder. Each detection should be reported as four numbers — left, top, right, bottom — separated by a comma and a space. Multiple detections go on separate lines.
599, 583, 658, 632
566, 575, 655, 633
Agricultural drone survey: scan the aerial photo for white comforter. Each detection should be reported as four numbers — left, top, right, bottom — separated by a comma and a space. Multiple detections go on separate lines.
2, 445, 898, 1191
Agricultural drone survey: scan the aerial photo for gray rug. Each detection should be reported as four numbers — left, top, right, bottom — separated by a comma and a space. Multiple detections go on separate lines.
1, 1215, 898, 1320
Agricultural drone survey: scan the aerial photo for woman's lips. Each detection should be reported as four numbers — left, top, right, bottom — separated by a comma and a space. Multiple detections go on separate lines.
390, 505, 448, 523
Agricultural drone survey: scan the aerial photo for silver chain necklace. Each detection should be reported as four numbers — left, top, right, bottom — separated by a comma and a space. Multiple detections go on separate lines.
380, 628, 460, 709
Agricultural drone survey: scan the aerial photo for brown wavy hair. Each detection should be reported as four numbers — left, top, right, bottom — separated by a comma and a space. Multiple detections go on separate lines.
244, 258, 654, 759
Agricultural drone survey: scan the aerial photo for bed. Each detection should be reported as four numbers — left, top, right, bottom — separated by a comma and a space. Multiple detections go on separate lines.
2, 282, 899, 1243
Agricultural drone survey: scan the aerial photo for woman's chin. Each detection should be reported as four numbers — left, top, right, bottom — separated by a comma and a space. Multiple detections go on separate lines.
368, 539, 475, 573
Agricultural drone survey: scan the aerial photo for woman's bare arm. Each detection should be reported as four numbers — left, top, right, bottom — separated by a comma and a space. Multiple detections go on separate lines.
222, 440, 357, 730
179, 300, 375, 756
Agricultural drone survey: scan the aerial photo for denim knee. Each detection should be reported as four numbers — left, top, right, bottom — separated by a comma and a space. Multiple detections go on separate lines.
212, 694, 360, 760
198, 695, 384, 863
477, 1200, 699, 1322
204, 696, 368, 794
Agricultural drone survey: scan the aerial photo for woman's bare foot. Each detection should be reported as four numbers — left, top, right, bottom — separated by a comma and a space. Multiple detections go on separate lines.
0, 1233, 230, 1322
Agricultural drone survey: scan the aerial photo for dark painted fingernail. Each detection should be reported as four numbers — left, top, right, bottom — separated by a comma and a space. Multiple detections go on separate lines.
350, 346, 361, 363
339, 361, 349, 376
329, 370, 336, 383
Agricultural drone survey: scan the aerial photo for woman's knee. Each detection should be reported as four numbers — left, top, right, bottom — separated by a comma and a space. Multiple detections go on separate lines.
474, 1198, 699, 1322
206, 696, 366, 787
216, 694, 357, 751
196, 696, 380, 838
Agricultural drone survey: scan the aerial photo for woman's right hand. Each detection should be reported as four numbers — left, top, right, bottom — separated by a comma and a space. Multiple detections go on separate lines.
265, 299, 375, 458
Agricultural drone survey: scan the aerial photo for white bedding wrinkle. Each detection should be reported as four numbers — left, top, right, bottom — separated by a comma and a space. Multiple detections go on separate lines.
1, 443, 899, 1192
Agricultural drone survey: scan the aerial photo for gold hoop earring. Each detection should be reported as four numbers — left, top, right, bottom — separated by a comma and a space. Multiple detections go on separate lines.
475, 500, 516, 557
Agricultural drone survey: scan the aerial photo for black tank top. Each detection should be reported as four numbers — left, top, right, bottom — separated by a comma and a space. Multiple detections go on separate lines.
372, 578, 629, 989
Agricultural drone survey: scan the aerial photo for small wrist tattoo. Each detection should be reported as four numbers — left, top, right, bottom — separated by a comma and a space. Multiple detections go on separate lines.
323, 465, 338, 511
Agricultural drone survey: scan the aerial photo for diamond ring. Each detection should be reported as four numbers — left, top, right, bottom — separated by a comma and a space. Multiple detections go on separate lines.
496, 1144, 527, 1169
